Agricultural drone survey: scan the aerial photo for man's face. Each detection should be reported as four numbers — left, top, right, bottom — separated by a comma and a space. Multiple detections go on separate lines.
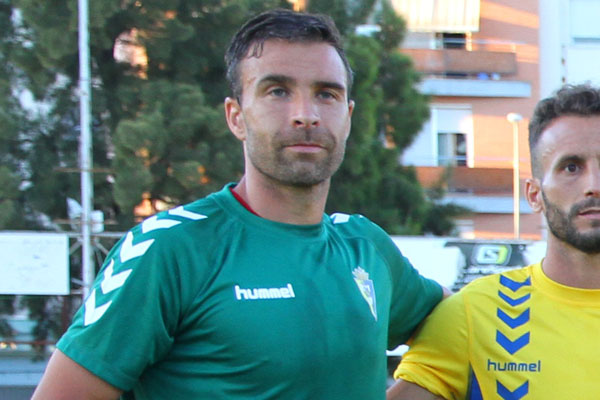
226, 40, 354, 187
533, 115, 600, 253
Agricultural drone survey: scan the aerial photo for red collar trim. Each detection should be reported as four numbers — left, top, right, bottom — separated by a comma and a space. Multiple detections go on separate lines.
229, 186, 260, 216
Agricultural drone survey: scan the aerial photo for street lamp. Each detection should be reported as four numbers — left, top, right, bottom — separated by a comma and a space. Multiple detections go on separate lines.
507, 112, 523, 239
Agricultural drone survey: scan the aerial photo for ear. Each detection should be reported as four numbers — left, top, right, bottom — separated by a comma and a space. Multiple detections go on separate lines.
348, 99, 355, 117
224, 97, 246, 141
342, 99, 355, 140
525, 178, 544, 213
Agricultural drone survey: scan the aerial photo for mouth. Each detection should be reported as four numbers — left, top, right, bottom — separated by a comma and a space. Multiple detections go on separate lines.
577, 208, 600, 219
284, 143, 327, 153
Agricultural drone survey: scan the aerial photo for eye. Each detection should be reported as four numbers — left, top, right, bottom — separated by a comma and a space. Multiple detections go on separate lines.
318, 90, 345, 103
564, 163, 580, 173
268, 87, 288, 98
317, 91, 336, 100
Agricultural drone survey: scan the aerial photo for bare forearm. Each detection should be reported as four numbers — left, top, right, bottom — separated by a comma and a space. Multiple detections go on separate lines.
32, 349, 123, 400
386, 379, 444, 400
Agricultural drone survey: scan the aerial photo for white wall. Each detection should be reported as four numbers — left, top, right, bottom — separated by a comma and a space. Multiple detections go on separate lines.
539, 0, 600, 97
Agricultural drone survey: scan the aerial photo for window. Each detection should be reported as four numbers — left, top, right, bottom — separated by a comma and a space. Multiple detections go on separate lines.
401, 105, 473, 167
438, 132, 467, 166
438, 32, 466, 49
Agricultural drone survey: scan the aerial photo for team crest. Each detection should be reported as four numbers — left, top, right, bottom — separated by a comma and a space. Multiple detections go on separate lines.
352, 266, 377, 321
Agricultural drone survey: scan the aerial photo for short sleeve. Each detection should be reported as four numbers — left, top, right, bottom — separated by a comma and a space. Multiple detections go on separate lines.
57, 228, 185, 390
362, 221, 443, 347
394, 292, 470, 399
387, 252, 443, 346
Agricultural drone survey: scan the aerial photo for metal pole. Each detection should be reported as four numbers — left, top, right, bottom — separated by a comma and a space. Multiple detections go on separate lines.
78, 0, 94, 299
512, 122, 520, 239
507, 113, 523, 239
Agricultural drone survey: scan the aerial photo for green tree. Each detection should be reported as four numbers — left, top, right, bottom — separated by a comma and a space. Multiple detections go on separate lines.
3, 0, 465, 351
0, 0, 28, 230
12, 0, 460, 234
0, 0, 30, 342
5, 0, 289, 352
320, 1, 460, 234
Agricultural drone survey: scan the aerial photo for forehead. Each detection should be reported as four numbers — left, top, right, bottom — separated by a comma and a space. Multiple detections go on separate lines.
238, 40, 349, 89
538, 115, 600, 166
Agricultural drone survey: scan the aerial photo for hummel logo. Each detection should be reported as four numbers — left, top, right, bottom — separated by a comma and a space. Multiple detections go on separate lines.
234, 284, 296, 300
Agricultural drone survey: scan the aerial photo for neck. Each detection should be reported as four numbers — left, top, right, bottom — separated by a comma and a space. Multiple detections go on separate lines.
233, 174, 329, 225
542, 235, 600, 289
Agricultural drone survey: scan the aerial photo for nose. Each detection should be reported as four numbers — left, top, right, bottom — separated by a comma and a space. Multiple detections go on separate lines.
585, 163, 600, 197
291, 95, 320, 129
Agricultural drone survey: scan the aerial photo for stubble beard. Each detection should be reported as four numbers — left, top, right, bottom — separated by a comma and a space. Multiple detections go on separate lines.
247, 128, 346, 188
542, 191, 600, 254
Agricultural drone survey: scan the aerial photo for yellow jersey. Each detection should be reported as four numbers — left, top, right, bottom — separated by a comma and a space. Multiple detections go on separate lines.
395, 262, 600, 399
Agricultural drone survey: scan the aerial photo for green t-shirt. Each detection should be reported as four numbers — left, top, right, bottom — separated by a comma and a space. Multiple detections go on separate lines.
58, 184, 442, 399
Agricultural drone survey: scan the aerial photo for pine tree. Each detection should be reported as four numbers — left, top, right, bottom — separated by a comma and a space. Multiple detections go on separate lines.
2, 0, 464, 351
320, 1, 458, 234
0, 0, 28, 230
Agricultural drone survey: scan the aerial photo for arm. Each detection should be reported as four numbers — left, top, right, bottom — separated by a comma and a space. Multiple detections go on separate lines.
441, 285, 453, 298
32, 349, 123, 400
386, 379, 445, 400
389, 293, 469, 400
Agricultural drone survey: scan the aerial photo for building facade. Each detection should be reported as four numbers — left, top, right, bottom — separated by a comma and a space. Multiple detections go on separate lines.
539, 0, 600, 96
394, 0, 543, 239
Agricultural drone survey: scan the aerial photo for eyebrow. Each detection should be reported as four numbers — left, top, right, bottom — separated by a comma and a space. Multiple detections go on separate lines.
258, 74, 294, 86
314, 80, 346, 93
554, 154, 585, 169
257, 74, 347, 93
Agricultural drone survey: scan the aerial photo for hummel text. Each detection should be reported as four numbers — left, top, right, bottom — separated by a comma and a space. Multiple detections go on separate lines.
234, 283, 296, 300
487, 359, 541, 372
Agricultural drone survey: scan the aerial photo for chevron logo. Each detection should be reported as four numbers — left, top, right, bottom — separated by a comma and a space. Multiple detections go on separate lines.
83, 205, 206, 326
142, 215, 181, 233
497, 380, 529, 400
497, 308, 530, 329
84, 289, 112, 326
498, 291, 531, 307
168, 205, 207, 220
496, 331, 530, 354
331, 213, 350, 224
500, 275, 531, 292
84, 259, 130, 326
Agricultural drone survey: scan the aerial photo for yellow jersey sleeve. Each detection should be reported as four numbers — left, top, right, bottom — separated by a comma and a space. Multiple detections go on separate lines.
394, 291, 470, 399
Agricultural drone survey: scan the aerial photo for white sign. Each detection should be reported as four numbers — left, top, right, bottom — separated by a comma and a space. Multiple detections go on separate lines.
0, 232, 69, 295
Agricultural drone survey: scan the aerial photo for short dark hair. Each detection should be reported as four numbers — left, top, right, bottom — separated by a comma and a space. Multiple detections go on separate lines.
224, 8, 353, 101
529, 84, 600, 177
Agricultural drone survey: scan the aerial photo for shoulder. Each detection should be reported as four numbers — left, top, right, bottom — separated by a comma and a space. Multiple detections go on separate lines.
327, 212, 405, 261
328, 212, 392, 243
461, 265, 533, 291
454, 265, 534, 306
101, 191, 238, 284
126, 191, 231, 248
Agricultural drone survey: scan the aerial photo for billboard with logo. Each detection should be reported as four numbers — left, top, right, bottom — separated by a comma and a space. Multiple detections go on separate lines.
391, 237, 547, 290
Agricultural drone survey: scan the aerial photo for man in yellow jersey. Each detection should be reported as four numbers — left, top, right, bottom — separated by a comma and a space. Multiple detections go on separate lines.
387, 84, 600, 400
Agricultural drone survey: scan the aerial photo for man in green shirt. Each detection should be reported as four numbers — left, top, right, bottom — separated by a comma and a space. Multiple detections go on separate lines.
33, 9, 448, 399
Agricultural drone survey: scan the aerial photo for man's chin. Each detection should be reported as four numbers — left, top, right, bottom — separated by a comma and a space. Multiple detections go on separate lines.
568, 233, 600, 254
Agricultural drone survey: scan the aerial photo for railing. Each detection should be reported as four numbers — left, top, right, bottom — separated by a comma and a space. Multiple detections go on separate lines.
401, 37, 523, 77
401, 47, 517, 76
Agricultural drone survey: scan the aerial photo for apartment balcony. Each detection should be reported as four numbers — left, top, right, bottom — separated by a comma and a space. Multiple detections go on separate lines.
415, 166, 533, 214
402, 48, 517, 76
400, 41, 531, 98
